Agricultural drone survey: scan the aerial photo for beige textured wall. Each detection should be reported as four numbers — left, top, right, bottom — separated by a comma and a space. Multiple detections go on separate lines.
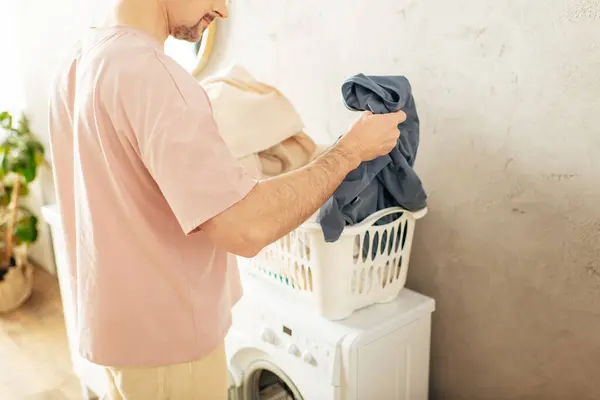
205, 0, 600, 398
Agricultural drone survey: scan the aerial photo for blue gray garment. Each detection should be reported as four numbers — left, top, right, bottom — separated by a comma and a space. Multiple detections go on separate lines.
317, 74, 427, 242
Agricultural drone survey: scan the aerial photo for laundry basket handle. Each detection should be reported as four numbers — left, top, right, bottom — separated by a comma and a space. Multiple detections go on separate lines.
359, 206, 428, 227
301, 207, 427, 231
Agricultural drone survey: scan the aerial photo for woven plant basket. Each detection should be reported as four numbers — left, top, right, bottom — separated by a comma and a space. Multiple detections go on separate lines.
0, 245, 33, 314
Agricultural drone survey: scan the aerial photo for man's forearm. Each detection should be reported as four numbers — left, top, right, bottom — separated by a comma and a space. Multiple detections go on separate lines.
201, 144, 360, 257
246, 145, 359, 245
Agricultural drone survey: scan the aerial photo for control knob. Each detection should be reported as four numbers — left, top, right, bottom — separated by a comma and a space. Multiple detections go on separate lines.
288, 344, 300, 357
302, 351, 317, 366
260, 328, 276, 345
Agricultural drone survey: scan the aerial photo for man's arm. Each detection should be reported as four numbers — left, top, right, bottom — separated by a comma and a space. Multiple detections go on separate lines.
200, 144, 360, 257
200, 110, 407, 257
116, 57, 405, 256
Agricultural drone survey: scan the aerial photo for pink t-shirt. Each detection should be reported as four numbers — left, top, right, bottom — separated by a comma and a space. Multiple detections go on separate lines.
48, 26, 256, 367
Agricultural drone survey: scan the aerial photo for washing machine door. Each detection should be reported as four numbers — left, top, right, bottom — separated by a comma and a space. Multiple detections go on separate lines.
228, 367, 244, 400
242, 360, 303, 400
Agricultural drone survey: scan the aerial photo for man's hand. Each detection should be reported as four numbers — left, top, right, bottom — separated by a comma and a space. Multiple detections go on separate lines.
200, 110, 408, 258
337, 110, 407, 164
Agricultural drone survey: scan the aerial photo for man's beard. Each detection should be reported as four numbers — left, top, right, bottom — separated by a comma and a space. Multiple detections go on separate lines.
171, 21, 203, 42
172, 14, 214, 42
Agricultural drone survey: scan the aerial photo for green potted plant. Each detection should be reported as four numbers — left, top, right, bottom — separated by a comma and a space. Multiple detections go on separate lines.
0, 111, 45, 313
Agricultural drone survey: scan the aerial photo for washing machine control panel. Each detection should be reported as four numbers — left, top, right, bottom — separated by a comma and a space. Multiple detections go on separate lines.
231, 289, 343, 384
254, 319, 340, 383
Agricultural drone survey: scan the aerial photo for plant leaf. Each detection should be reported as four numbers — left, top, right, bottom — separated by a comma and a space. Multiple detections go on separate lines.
16, 114, 30, 135
0, 112, 12, 130
15, 215, 38, 244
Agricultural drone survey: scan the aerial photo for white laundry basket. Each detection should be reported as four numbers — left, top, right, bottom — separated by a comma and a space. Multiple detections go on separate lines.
244, 207, 427, 320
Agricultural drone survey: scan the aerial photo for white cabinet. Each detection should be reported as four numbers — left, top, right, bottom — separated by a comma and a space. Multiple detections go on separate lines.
41, 205, 107, 399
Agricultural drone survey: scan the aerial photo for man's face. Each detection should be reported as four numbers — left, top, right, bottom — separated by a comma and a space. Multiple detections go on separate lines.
166, 0, 228, 42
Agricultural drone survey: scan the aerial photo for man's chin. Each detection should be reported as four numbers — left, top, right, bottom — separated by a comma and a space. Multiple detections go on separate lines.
171, 23, 205, 42
183, 27, 205, 43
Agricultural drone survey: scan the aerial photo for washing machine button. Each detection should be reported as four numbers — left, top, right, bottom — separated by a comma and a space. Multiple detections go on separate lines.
302, 352, 317, 366
288, 344, 300, 357
260, 328, 276, 344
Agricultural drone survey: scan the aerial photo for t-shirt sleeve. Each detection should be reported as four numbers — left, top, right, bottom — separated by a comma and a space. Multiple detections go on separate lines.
119, 54, 257, 235
143, 107, 257, 234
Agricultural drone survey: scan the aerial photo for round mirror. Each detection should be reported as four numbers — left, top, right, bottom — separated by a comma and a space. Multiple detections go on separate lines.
164, 23, 217, 77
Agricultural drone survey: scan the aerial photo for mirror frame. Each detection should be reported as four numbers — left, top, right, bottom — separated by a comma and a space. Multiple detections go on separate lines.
191, 23, 217, 77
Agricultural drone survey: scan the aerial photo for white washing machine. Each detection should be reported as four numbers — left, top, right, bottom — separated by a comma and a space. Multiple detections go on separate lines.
226, 274, 435, 400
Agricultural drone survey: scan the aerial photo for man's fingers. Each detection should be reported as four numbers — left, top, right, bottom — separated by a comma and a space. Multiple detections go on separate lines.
389, 110, 407, 124
370, 110, 407, 126
386, 128, 400, 139
377, 109, 406, 125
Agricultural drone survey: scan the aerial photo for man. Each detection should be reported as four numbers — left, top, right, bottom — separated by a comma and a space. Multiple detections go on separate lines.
48, 0, 407, 398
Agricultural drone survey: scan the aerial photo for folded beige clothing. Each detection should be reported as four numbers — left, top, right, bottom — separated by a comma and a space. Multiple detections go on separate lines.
238, 132, 316, 179
202, 64, 328, 179
201, 65, 305, 159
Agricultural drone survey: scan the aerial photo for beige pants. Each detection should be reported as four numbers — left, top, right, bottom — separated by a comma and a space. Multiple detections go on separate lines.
103, 343, 228, 400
